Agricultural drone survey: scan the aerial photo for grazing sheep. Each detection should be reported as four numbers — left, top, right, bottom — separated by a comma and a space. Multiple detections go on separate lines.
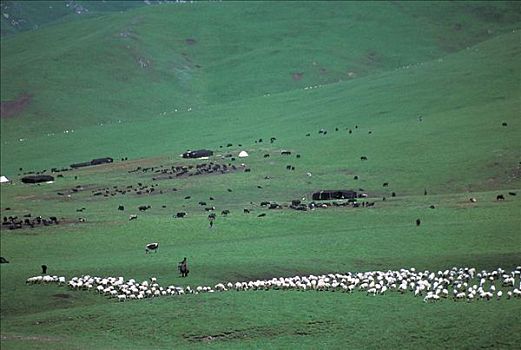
145, 243, 159, 254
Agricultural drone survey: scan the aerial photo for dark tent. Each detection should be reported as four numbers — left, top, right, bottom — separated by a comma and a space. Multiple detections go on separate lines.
71, 157, 113, 168
21, 175, 55, 184
312, 190, 358, 201
91, 157, 113, 166
182, 150, 213, 159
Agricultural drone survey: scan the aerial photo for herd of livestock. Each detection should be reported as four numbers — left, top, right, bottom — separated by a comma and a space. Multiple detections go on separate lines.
26, 266, 521, 303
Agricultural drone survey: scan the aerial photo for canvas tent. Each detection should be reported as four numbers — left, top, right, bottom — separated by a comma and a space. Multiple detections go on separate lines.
21, 175, 55, 184
238, 151, 249, 158
0, 175, 10, 183
312, 190, 357, 201
182, 149, 213, 159
71, 157, 113, 169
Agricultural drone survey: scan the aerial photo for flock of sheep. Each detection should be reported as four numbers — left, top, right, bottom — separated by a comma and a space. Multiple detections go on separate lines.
26, 266, 521, 303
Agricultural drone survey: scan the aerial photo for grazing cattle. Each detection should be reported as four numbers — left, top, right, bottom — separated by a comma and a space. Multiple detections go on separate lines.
502, 122, 508, 126
257, 213, 266, 217
296, 154, 301, 158
198, 201, 207, 206
508, 192, 517, 196
281, 150, 292, 155
286, 165, 292, 170
227, 189, 233, 192
270, 137, 276, 143
0, 257, 9, 264
429, 205, 436, 209
209, 197, 214, 200
118, 205, 125, 211
416, 219, 421, 226
79, 217, 86, 222
145, 242, 159, 254
205, 207, 215, 211
383, 182, 389, 187
360, 156, 368, 161
208, 213, 216, 220
306, 133, 311, 136
348, 129, 352, 134
470, 197, 477, 203
221, 210, 230, 216
128, 215, 138, 221
260, 201, 270, 206
496, 194, 505, 201
424, 189, 428, 196
244, 209, 250, 213
138, 205, 151, 211
353, 175, 358, 180
184, 196, 191, 199
257, 185, 263, 189
244, 168, 251, 172
264, 154, 270, 158
176, 212, 186, 218
391, 192, 396, 197
41, 265, 48, 274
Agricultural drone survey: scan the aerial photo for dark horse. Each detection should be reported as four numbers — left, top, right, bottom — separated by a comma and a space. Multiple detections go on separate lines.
178, 258, 189, 277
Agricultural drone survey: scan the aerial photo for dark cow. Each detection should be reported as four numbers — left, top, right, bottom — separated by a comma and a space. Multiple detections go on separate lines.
138, 205, 151, 211
145, 242, 159, 254
257, 213, 266, 217
281, 150, 292, 155
270, 137, 276, 143
296, 154, 301, 158
41, 265, 48, 274
118, 205, 125, 211
508, 192, 517, 196
176, 212, 186, 218
260, 201, 270, 206
391, 192, 396, 197
354, 175, 359, 180
429, 205, 436, 209
244, 209, 250, 213
502, 122, 508, 126
416, 219, 421, 226
360, 156, 368, 161
264, 154, 270, 158
0, 257, 9, 264
205, 207, 215, 211
184, 196, 191, 199
221, 210, 230, 216
198, 201, 207, 206
496, 194, 505, 201
306, 133, 311, 136
227, 189, 233, 192
383, 182, 389, 187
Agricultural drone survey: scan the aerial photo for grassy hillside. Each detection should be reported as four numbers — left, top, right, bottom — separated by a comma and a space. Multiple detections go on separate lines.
1, 1, 520, 349
1, 1, 520, 135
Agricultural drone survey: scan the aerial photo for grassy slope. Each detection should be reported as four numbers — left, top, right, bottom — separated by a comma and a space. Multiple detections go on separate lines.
1, 2, 521, 349
2, 2, 520, 134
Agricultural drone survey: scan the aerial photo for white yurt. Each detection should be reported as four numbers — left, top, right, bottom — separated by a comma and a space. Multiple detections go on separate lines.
0, 175, 11, 184
238, 151, 249, 158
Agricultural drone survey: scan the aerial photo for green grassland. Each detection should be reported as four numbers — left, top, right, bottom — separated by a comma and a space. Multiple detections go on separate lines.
1, 1, 521, 349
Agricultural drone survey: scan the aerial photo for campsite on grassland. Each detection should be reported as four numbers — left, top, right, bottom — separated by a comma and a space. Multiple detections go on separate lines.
1, 1, 520, 349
